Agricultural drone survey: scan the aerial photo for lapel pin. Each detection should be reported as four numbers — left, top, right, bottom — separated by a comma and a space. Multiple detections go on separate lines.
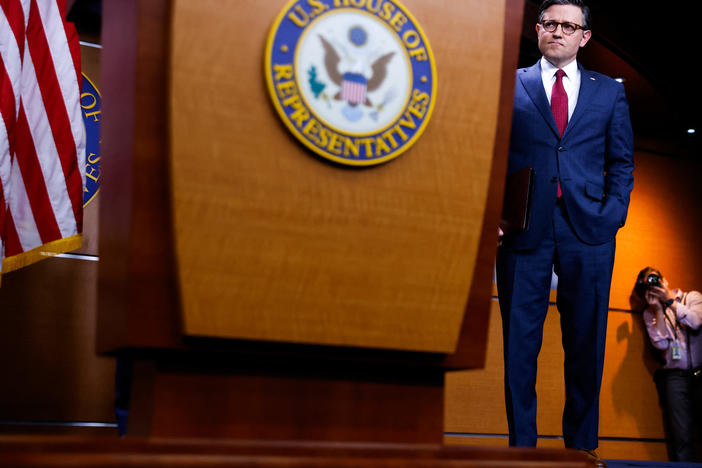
590, 77, 596, 81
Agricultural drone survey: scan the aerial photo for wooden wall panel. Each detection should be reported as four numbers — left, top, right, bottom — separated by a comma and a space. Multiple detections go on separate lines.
599, 311, 663, 440
595, 439, 668, 462
129, 360, 443, 443
168, 0, 506, 352
610, 152, 702, 310
0, 258, 114, 423
444, 301, 507, 436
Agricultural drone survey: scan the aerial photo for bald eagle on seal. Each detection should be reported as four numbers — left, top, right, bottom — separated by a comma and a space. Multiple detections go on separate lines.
319, 35, 394, 108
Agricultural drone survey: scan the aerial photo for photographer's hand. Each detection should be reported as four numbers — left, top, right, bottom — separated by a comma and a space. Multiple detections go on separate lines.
646, 285, 670, 305
645, 289, 669, 336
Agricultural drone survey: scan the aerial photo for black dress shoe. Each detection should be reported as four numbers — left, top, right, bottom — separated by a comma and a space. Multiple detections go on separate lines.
580, 449, 607, 467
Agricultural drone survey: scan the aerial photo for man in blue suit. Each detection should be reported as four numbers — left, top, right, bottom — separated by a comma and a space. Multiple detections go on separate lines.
496, 0, 634, 463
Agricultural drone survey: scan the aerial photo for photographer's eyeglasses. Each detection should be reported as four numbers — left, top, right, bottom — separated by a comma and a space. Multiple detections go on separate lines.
540, 20, 585, 35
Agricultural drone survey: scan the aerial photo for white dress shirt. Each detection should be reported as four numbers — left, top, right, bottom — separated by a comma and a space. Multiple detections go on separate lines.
540, 57, 580, 121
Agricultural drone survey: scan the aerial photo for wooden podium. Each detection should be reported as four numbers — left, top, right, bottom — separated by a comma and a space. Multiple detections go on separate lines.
90, 0, 594, 466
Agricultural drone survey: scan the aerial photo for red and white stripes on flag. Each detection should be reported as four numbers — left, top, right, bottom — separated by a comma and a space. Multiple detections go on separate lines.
0, 0, 85, 275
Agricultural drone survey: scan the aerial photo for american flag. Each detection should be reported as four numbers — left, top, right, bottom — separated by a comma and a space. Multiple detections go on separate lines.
0, 0, 85, 275
341, 72, 367, 105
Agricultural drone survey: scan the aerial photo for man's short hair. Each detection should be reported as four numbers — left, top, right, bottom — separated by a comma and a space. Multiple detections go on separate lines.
537, 0, 591, 30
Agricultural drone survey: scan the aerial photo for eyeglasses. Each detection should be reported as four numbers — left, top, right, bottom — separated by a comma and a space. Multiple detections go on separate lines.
540, 20, 585, 35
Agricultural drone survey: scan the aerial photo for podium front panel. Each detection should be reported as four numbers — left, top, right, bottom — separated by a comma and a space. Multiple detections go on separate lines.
169, 0, 507, 352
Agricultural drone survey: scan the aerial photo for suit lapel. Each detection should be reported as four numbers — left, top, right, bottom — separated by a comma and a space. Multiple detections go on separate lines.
519, 62, 560, 137
562, 64, 600, 139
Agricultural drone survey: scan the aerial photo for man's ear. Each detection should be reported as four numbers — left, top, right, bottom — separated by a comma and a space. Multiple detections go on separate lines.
579, 29, 592, 48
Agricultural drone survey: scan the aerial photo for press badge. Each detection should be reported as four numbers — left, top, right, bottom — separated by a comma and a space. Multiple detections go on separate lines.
672, 340, 682, 360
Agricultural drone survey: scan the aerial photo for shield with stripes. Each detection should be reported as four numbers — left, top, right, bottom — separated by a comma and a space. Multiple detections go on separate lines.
340, 73, 367, 105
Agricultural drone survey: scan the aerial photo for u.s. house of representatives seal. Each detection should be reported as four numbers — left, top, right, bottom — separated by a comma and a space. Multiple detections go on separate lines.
80, 72, 101, 207
265, 0, 437, 166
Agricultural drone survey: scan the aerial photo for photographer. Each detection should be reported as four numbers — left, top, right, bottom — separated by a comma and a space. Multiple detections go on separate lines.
630, 267, 702, 462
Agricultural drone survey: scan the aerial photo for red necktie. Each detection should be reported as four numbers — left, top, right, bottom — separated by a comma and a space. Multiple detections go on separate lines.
551, 69, 567, 197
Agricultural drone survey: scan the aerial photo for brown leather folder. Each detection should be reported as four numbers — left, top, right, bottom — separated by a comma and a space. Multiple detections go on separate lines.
500, 166, 534, 234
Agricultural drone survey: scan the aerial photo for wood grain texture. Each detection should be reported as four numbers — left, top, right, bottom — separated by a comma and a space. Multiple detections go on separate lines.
97, 0, 182, 352
0, 435, 595, 467
444, 0, 524, 368
444, 435, 669, 462
127, 357, 444, 443
0, 258, 114, 422
169, 0, 506, 352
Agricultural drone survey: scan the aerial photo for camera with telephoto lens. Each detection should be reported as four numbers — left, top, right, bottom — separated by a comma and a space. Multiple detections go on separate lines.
634, 271, 662, 298
645, 273, 661, 288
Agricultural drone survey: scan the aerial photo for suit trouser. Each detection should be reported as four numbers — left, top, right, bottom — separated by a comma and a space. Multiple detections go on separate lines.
496, 201, 615, 449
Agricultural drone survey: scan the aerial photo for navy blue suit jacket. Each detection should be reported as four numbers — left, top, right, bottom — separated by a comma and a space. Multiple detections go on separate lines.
503, 61, 634, 249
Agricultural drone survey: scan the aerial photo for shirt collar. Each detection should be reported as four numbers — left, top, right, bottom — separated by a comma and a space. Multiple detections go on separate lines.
672, 289, 684, 301
540, 57, 579, 80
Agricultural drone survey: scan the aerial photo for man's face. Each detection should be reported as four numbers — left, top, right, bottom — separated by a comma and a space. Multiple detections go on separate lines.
536, 4, 591, 68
